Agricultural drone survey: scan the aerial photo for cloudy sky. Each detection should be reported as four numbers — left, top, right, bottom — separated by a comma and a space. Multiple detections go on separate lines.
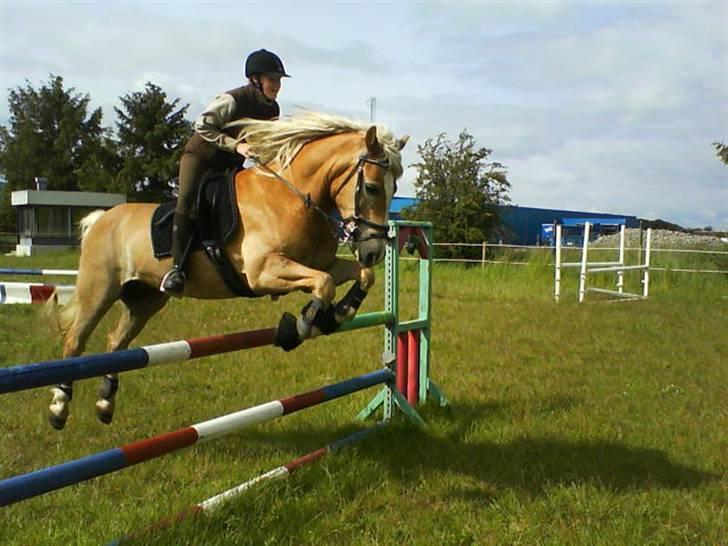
1, 1, 726, 229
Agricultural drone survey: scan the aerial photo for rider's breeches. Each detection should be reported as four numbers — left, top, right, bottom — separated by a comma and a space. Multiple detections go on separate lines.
172, 152, 209, 267
176, 152, 209, 221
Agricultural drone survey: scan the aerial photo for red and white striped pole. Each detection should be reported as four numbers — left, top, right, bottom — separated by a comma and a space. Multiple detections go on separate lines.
108, 422, 386, 545
0, 311, 393, 395
0, 369, 393, 507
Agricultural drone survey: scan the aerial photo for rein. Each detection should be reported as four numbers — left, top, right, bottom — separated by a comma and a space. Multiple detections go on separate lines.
253, 154, 392, 244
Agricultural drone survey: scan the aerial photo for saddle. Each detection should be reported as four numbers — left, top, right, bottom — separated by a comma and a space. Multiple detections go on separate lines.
150, 168, 260, 298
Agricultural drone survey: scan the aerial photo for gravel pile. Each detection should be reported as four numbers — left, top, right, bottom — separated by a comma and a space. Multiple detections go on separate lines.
595, 229, 728, 249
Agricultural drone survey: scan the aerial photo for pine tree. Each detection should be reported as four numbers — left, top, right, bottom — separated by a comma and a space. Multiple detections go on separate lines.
0, 74, 114, 231
114, 82, 192, 202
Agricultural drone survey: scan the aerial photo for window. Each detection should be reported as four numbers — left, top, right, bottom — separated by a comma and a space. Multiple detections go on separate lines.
34, 206, 70, 238
17, 207, 33, 236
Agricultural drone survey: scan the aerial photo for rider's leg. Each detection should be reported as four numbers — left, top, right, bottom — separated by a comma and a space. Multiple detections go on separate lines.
160, 152, 206, 294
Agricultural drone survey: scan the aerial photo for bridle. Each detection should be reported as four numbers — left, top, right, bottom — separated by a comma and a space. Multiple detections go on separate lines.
253, 153, 393, 244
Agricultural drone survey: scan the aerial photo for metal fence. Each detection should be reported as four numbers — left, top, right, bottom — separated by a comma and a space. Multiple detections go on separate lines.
3, 230, 725, 276
428, 242, 728, 275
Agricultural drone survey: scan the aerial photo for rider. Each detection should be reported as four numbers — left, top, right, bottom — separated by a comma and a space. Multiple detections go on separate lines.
160, 48, 290, 294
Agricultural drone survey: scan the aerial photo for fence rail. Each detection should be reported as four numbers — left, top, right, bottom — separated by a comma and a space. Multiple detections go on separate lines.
2, 230, 725, 275
433, 241, 728, 256
413, 241, 728, 274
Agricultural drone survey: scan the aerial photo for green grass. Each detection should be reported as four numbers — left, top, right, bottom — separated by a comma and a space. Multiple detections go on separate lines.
0, 251, 726, 545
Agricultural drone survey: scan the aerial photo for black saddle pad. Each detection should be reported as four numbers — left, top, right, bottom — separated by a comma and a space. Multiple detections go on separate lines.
151, 168, 240, 258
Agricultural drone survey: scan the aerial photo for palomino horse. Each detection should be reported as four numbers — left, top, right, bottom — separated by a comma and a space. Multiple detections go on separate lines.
48, 111, 408, 430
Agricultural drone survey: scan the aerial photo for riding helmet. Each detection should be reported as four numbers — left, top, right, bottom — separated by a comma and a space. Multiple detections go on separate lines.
245, 49, 290, 78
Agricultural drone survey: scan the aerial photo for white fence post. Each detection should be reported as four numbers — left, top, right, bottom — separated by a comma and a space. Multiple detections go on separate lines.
578, 222, 591, 303
617, 224, 625, 294
554, 224, 562, 302
643, 228, 652, 297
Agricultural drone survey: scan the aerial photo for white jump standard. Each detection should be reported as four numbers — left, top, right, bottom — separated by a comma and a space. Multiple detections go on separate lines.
554, 222, 652, 302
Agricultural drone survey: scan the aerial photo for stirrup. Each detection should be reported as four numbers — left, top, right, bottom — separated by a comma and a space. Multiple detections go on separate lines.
160, 267, 186, 295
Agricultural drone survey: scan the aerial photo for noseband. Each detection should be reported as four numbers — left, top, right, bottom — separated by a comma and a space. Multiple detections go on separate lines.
336, 154, 392, 243
255, 153, 392, 244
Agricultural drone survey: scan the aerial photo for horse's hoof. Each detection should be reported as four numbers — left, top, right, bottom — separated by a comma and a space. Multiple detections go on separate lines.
47, 405, 68, 430
95, 399, 115, 425
274, 312, 303, 352
47, 411, 67, 430
48, 387, 70, 430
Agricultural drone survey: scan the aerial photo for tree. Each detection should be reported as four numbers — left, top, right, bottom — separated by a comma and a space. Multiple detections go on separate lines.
402, 130, 511, 259
713, 142, 728, 165
114, 82, 192, 202
0, 75, 114, 231
76, 139, 121, 193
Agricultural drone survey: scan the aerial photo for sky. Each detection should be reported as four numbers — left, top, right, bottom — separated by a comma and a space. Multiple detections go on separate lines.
1, 0, 726, 229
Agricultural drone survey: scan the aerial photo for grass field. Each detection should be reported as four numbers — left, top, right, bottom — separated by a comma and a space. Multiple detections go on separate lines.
0, 249, 726, 545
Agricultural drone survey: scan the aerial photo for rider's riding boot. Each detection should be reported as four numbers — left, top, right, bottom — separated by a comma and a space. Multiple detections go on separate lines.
160, 213, 195, 295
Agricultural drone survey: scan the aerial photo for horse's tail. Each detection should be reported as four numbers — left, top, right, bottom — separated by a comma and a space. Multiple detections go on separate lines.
78, 210, 106, 245
46, 209, 107, 335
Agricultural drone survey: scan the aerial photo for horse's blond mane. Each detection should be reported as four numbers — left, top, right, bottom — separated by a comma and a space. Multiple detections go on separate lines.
224, 111, 403, 177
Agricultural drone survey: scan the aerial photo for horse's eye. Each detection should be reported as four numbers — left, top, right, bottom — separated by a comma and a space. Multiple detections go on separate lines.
365, 184, 380, 196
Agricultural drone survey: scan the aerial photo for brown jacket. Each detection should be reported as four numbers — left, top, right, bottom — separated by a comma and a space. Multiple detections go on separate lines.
184, 84, 280, 169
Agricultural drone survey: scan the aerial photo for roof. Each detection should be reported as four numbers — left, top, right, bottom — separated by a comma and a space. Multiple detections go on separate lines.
561, 217, 626, 227
11, 190, 127, 207
390, 196, 416, 214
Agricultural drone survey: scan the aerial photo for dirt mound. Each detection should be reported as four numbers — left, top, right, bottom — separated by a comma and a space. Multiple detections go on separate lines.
595, 229, 727, 248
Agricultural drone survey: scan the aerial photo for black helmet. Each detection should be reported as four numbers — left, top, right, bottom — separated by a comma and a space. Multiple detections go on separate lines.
245, 49, 290, 78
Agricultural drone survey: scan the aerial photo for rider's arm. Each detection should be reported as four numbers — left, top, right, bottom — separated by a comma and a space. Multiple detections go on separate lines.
194, 93, 239, 153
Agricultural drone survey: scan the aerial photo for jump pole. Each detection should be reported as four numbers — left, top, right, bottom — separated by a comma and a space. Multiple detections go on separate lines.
0, 311, 393, 395
0, 369, 402, 506
0, 267, 78, 276
108, 422, 386, 545
0, 281, 75, 305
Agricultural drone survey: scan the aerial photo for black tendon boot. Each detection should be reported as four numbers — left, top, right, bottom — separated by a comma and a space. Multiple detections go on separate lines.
160, 213, 196, 295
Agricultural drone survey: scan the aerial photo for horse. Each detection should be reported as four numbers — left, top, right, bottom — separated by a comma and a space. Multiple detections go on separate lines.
47, 111, 408, 430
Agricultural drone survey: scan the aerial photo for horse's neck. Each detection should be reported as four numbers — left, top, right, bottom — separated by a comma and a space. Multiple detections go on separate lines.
288, 135, 358, 211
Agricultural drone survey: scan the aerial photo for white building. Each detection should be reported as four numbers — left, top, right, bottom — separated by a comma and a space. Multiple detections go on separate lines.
11, 189, 126, 255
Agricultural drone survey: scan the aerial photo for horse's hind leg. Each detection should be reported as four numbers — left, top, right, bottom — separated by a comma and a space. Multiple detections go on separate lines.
49, 280, 120, 430
96, 282, 169, 425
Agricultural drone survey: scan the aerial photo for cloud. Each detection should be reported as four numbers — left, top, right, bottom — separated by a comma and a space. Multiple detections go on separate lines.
504, 135, 727, 226
1, 1, 725, 229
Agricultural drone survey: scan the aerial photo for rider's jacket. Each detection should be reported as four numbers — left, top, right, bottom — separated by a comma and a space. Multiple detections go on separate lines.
184, 84, 279, 169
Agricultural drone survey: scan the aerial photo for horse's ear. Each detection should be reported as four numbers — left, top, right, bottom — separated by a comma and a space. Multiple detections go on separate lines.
365, 126, 384, 155
397, 135, 410, 151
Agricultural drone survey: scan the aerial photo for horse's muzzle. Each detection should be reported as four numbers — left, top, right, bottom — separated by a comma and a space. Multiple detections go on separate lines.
357, 237, 386, 267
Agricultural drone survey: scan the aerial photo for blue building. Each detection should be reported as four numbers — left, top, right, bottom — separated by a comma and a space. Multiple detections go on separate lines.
390, 198, 640, 246
500, 205, 639, 245
390, 196, 416, 220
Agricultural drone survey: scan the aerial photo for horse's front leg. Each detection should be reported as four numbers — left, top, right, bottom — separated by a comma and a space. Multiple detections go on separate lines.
285, 259, 377, 341
276, 260, 376, 344
245, 253, 337, 351
322, 258, 376, 324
